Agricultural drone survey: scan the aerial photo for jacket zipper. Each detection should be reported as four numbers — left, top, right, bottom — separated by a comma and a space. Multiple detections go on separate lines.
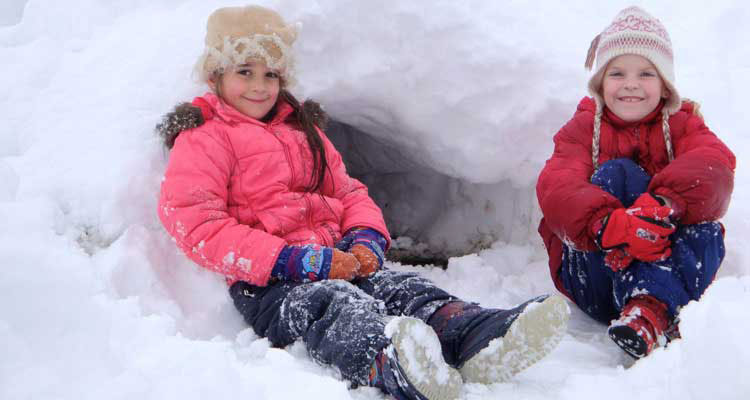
632, 126, 641, 158
271, 124, 296, 188
272, 123, 320, 243
304, 194, 318, 242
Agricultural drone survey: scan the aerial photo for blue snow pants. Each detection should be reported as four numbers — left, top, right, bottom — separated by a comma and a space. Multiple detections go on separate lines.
560, 158, 725, 323
229, 270, 456, 386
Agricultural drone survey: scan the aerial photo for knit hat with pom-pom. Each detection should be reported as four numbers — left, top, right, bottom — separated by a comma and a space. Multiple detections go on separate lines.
585, 6, 680, 114
585, 6, 680, 169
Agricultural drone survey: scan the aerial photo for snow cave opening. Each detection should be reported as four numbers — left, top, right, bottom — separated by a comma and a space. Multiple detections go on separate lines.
325, 119, 539, 267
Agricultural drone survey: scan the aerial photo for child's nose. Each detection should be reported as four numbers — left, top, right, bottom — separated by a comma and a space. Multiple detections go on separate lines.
624, 79, 639, 90
248, 78, 266, 92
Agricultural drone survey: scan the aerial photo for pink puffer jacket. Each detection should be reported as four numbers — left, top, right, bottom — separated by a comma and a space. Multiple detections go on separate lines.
158, 93, 390, 286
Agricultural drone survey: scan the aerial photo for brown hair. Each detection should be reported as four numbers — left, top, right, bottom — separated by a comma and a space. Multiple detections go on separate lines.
278, 88, 330, 193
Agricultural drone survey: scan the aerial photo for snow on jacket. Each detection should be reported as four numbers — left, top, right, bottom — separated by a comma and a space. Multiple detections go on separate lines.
537, 97, 735, 294
158, 93, 390, 286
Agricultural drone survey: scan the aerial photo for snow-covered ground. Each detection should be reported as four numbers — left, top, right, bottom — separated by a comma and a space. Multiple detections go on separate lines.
1, 1, 749, 399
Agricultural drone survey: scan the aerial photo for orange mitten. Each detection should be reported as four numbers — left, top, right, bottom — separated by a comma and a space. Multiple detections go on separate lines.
328, 249, 361, 281
351, 244, 381, 277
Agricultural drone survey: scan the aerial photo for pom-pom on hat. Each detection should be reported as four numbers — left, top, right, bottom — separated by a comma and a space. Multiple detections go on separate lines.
194, 5, 297, 85
585, 6, 680, 115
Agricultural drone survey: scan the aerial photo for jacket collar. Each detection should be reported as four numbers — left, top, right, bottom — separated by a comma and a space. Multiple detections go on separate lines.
200, 92, 294, 127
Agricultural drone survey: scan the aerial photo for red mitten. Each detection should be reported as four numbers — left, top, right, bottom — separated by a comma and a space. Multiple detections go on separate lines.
630, 193, 673, 221
604, 248, 634, 272
600, 206, 676, 262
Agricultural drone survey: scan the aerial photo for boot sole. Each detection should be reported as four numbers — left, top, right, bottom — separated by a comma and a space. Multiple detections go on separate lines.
459, 295, 570, 384
386, 317, 463, 400
608, 325, 648, 359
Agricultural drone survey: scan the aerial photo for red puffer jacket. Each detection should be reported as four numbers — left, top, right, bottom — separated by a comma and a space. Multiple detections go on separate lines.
158, 93, 390, 286
537, 97, 735, 295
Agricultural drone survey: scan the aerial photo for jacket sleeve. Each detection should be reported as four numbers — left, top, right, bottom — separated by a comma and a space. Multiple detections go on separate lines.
536, 114, 622, 251
648, 112, 736, 224
318, 128, 391, 248
157, 125, 286, 286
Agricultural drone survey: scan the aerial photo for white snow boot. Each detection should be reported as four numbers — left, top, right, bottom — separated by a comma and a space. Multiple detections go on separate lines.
428, 294, 570, 384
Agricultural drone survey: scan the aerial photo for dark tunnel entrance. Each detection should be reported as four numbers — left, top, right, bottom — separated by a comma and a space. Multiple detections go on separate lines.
325, 120, 538, 266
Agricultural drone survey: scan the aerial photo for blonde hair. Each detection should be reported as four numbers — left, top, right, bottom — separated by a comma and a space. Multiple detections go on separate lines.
682, 98, 704, 121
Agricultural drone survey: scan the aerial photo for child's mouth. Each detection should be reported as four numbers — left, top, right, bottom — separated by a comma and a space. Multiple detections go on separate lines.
618, 96, 644, 103
242, 96, 268, 103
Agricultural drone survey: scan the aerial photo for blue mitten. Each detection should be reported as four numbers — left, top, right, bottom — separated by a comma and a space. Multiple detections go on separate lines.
271, 244, 360, 282
272, 245, 331, 282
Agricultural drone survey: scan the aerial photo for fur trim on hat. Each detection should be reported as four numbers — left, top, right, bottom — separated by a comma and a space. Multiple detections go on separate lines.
194, 5, 298, 85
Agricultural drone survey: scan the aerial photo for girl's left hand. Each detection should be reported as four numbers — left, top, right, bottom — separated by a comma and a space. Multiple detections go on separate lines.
350, 244, 381, 277
328, 249, 362, 281
335, 227, 388, 277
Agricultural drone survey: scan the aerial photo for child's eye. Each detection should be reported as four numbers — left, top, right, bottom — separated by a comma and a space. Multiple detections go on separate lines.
266, 71, 280, 79
237, 69, 252, 76
641, 71, 656, 77
608, 71, 623, 77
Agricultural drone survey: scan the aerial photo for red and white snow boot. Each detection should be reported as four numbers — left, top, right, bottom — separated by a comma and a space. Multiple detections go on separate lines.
608, 295, 671, 358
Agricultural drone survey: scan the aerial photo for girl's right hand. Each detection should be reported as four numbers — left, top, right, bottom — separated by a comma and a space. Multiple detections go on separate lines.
598, 205, 675, 262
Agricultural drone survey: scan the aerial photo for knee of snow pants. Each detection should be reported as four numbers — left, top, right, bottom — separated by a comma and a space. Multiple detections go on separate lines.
355, 270, 458, 321
561, 159, 726, 319
590, 158, 651, 207
231, 280, 391, 386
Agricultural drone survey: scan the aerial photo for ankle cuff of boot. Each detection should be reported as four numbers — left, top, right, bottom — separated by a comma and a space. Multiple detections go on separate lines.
625, 295, 670, 335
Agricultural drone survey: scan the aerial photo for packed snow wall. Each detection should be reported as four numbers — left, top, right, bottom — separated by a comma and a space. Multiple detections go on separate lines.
0, 0, 25, 26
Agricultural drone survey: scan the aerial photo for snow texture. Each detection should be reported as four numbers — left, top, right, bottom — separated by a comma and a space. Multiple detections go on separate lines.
1, 0, 749, 399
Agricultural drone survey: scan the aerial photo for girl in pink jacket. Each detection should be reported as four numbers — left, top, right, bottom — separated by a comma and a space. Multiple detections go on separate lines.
157, 6, 568, 399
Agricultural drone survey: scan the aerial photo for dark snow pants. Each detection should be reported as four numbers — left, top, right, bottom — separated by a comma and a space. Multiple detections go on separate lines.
560, 158, 725, 323
229, 270, 456, 386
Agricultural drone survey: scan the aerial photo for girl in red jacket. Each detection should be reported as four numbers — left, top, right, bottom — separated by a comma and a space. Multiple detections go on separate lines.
158, 5, 568, 399
537, 6, 735, 359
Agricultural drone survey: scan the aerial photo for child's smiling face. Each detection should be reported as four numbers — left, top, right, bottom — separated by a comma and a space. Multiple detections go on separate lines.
601, 54, 668, 122
212, 59, 281, 120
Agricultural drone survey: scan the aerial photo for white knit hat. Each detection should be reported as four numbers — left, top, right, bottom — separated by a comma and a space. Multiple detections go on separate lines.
585, 6, 679, 170
194, 5, 298, 85
585, 6, 680, 115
